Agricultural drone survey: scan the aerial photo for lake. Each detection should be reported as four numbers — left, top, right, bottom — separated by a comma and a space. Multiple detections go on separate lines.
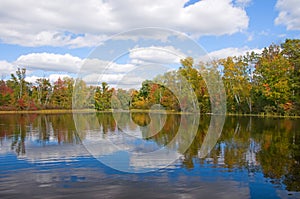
0, 113, 299, 198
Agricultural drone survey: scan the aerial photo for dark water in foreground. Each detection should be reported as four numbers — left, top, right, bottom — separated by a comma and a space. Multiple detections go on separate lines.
0, 113, 299, 199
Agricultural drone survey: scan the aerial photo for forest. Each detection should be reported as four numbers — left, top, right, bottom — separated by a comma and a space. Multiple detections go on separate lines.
0, 39, 299, 116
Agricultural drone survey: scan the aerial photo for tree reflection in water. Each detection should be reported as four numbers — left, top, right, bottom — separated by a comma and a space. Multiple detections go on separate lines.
0, 113, 299, 191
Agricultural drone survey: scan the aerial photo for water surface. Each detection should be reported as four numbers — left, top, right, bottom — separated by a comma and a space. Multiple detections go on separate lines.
0, 113, 299, 198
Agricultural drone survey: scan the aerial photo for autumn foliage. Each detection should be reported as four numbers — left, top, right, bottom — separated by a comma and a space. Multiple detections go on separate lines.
0, 39, 299, 116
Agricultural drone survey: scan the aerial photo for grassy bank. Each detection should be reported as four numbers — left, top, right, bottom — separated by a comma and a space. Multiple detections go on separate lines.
0, 109, 299, 118
0, 109, 196, 115
0, 109, 96, 114
226, 112, 300, 119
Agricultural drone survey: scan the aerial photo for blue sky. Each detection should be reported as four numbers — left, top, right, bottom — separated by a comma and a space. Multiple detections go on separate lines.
0, 0, 299, 87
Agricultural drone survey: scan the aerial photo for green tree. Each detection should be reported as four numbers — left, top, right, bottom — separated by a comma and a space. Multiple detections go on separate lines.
50, 77, 74, 109
116, 88, 131, 110
254, 44, 293, 115
281, 39, 300, 115
198, 60, 224, 114
7, 68, 31, 110
35, 78, 52, 107
220, 56, 252, 113
0, 80, 14, 109
73, 78, 94, 109
94, 82, 113, 111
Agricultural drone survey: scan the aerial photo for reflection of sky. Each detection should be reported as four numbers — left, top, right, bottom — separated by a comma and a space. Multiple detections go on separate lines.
0, 149, 295, 199
0, 135, 298, 198
81, 127, 180, 173
1, 114, 300, 198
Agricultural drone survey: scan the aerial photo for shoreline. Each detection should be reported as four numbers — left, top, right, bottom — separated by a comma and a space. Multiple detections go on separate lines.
0, 109, 299, 118
0, 109, 96, 114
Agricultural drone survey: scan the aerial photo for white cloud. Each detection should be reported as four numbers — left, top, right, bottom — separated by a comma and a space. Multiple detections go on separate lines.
6, 52, 145, 88
116, 74, 148, 89
4, 45, 263, 89
0, 0, 249, 47
24, 74, 71, 84
14, 52, 138, 74
234, 0, 252, 8
25, 75, 41, 83
81, 59, 136, 74
15, 53, 82, 73
199, 47, 262, 62
79, 46, 188, 88
129, 46, 186, 65
82, 73, 146, 89
82, 73, 125, 84
275, 0, 300, 30
0, 60, 16, 78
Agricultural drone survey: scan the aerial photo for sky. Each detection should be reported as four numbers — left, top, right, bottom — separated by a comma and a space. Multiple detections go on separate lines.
0, 0, 299, 88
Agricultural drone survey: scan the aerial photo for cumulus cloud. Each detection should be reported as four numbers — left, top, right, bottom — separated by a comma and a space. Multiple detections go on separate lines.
0, 0, 249, 47
4, 52, 149, 88
24, 74, 71, 84
81, 59, 136, 74
3, 45, 263, 89
234, 0, 252, 8
129, 46, 186, 65
199, 47, 263, 62
82, 72, 147, 89
14, 52, 139, 75
0, 60, 16, 78
275, 0, 300, 30
15, 53, 82, 73
83, 73, 125, 85
24, 75, 41, 83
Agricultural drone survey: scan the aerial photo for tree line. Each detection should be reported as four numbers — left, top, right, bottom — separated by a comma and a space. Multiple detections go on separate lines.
0, 39, 299, 115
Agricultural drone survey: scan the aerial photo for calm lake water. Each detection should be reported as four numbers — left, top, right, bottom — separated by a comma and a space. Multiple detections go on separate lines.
0, 113, 299, 199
